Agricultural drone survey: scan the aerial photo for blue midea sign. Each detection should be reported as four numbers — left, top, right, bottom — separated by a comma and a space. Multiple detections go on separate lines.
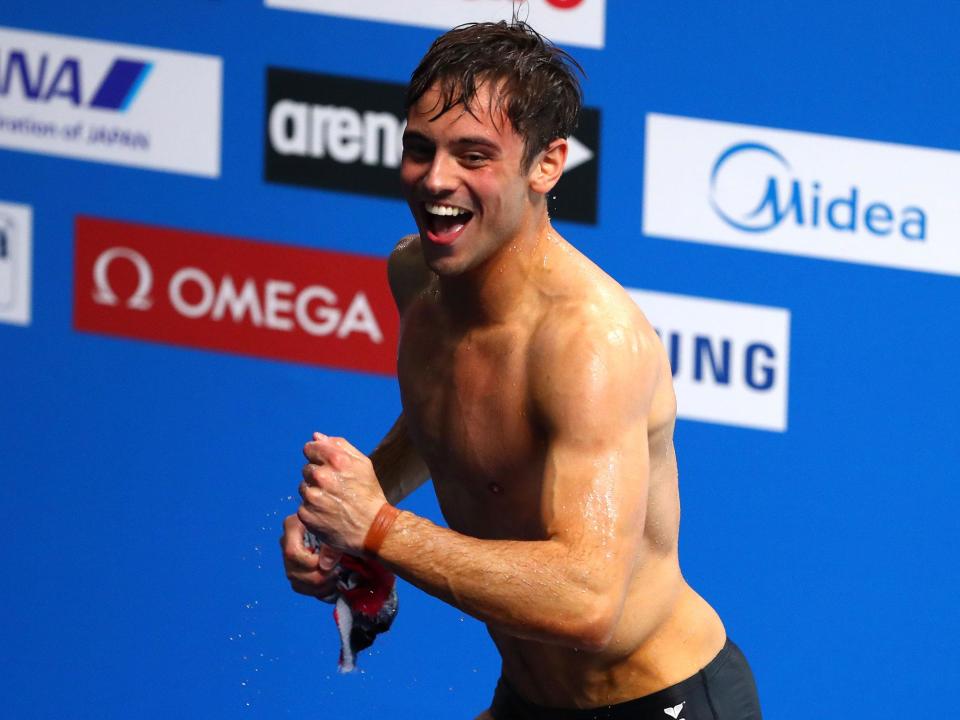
708, 142, 926, 240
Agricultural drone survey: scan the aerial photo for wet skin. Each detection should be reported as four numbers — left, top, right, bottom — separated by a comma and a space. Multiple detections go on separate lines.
283, 83, 726, 711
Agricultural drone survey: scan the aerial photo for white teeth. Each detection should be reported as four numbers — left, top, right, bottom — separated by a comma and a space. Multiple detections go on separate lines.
425, 203, 469, 217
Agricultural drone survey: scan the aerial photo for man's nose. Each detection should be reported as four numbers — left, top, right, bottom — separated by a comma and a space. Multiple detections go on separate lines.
423, 153, 455, 195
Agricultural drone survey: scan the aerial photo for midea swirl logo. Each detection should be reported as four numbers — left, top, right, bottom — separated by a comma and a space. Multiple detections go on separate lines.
709, 141, 927, 241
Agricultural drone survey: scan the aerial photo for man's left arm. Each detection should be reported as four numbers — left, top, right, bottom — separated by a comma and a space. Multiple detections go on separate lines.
298, 316, 658, 651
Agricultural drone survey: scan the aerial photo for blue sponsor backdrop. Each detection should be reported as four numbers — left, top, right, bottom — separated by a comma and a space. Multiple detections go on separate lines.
2, 2, 958, 718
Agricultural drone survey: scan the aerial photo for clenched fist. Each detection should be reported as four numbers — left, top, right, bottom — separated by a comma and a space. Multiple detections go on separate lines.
297, 433, 388, 554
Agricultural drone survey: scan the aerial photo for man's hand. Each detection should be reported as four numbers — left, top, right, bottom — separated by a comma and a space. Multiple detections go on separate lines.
279, 513, 342, 599
298, 433, 388, 554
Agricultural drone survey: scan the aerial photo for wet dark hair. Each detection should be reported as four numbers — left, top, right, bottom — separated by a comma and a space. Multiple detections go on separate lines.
405, 20, 584, 171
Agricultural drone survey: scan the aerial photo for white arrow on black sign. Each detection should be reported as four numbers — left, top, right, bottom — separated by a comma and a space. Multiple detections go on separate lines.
564, 135, 595, 172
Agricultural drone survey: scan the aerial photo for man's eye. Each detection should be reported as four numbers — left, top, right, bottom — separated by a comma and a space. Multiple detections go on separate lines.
403, 145, 432, 161
463, 153, 487, 165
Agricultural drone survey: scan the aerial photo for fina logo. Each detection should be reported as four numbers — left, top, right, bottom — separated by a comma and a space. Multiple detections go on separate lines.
0, 49, 152, 111
708, 142, 927, 241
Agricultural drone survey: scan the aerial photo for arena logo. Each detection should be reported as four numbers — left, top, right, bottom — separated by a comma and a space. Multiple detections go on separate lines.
0, 26, 221, 177
643, 113, 960, 277
74, 217, 398, 374
263, 0, 606, 49
0, 49, 152, 111
629, 289, 790, 432
0, 200, 32, 327
265, 67, 601, 224
709, 142, 926, 241
268, 98, 404, 169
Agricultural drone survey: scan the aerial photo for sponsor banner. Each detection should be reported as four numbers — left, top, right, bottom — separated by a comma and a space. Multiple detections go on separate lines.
264, 0, 605, 49
0, 26, 221, 177
643, 113, 960, 277
628, 289, 790, 432
0, 200, 32, 326
74, 217, 398, 374
265, 67, 600, 224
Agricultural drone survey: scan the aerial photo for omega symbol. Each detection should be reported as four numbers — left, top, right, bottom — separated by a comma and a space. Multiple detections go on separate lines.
92, 246, 153, 310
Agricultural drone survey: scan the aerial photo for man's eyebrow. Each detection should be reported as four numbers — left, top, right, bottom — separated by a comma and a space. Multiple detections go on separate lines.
402, 130, 433, 144
453, 136, 501, 151
402, 132, 501, 152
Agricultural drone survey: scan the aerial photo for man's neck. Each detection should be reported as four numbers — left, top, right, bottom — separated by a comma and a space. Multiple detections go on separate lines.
439, 214, 552, 326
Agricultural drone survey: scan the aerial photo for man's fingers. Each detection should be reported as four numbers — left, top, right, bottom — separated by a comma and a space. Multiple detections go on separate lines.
304, 433, 363, 468
280, 515, 320, 564
315, 543, 342, 572
298, 480, 325, 508
290, 576, 339, 599
283, 512, 305, 533
280, 514, 308, 550
301, 463, 326, 485
325, 434, 364, 461
303, 440, 328, 464
303, 433, 339, 463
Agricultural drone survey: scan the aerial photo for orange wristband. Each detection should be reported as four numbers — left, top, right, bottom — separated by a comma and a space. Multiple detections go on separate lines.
363, 503, 401, 556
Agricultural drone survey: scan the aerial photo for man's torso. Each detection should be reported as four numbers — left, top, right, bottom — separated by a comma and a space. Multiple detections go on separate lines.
394, 233, 725, 707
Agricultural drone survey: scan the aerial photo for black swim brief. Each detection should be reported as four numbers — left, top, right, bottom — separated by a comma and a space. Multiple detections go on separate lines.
489, 638, 762, 719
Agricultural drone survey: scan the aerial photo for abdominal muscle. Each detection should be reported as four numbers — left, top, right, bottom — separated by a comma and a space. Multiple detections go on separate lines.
431, 457, 726, 709
429, 423, 726, 709
486, 560, 726, 708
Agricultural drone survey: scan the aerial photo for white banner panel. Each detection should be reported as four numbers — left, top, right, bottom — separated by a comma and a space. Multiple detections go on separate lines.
0, 201, 32, 326
264, 0, 605, 49
0, 27, 222, 177
643, 113, 960, 277
628, 289, 790, 432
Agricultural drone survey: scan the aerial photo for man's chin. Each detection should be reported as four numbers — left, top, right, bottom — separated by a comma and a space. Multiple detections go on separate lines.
420, 234, 462, 274
423, 254, 465, 277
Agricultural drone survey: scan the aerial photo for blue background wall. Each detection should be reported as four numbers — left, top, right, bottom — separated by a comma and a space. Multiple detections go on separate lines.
2, 2, 958, 717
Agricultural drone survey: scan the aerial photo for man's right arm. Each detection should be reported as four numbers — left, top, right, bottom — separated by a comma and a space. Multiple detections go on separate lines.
374, 234, 433, 503
370, 413, 429, 504
281, 235, 432, 598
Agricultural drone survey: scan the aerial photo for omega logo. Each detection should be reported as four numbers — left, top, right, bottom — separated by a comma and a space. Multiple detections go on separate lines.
89, 245, 383, 342
92, 246, 154, 310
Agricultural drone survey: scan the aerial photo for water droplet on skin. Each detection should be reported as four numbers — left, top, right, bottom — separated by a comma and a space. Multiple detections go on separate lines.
488, 482, 502, 494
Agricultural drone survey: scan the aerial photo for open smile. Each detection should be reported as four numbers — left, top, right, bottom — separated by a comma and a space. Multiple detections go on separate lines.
422, 202, 474, 245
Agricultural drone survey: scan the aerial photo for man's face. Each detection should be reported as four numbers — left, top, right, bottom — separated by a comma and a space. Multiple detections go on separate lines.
401, 82, 536, 276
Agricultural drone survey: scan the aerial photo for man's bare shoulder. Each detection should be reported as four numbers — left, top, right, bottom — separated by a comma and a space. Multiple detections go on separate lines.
534, 240, 660, 358
527, 240, 668, 423
531, 291, 658, 377
388, 234, 435, 313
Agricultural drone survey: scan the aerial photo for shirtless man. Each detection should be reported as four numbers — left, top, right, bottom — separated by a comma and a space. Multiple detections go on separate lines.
281, 22, 762, 719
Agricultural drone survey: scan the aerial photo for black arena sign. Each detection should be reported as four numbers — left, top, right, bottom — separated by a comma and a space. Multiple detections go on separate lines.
264, 67, 600, 224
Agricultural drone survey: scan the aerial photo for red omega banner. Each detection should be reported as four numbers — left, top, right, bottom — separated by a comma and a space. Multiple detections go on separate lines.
74, 216, 399, 374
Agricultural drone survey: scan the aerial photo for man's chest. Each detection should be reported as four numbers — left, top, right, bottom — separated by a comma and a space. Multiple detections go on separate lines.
397, 317, 542, 487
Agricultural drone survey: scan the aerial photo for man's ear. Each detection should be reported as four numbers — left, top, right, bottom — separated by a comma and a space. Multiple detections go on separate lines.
529, 138, 568, 194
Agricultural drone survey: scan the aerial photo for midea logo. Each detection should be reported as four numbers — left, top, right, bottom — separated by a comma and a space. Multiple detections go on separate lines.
708, 142, 927, 240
